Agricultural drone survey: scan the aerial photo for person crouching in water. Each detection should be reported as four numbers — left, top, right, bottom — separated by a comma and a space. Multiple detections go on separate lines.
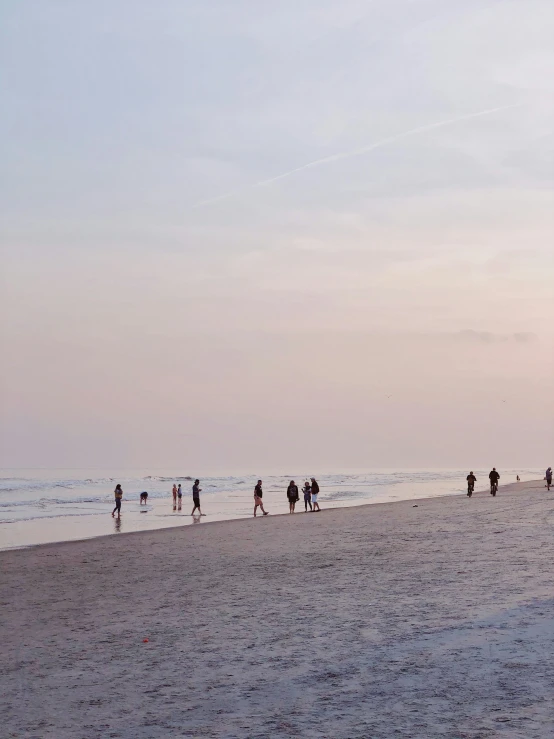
287, 480, 299, 513
311, 477, 321, 512
253, 479, 269, 516
303, 480, 312, 511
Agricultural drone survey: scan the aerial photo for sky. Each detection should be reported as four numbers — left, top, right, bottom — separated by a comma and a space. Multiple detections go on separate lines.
1, 0, 553, 472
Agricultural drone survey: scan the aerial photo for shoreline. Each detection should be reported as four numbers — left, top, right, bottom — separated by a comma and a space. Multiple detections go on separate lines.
1, 478, 536, 553
3, 477, 553, 738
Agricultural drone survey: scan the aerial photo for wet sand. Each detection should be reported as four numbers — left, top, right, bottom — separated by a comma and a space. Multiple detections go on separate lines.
2, 479, 553, 738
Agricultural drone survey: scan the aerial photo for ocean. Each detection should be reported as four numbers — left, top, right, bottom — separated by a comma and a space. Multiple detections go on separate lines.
0, 468, 540, 549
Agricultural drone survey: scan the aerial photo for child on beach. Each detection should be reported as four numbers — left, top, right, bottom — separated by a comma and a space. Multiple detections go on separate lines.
172, 483, 177, 510
177, 483, 182, 509
303, 480, 312, 511
112, 484, 123, 518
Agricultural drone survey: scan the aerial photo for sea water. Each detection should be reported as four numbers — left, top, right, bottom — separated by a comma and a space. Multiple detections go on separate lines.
0, 468, 540, 549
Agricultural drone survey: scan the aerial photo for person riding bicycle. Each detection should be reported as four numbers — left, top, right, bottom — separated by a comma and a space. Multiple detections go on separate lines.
466, 471, 476, 497
489, 468, 500, 495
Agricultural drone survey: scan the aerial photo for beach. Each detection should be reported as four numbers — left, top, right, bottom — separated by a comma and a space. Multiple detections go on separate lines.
2, 478, 553, 738
0, 468, 539, 549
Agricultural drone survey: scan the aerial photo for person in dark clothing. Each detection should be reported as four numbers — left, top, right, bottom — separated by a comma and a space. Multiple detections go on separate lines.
112, 484, 123, 517
253, 479, 269, 516
191, 479, 203, 515
489, 468, 500, 496
466, 472, 476, 497
303, 480, 312, 511
311, 478, 321, 511
287, 480, 299, 513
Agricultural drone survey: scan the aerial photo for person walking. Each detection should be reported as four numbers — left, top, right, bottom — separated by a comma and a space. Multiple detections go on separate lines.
287, 480, 299, 513
112, 484, 123, 518
253, 479, 269, 516
546, 467, 552, 491
311, 477, 321, 511
303, 480, 312, 511
172, 483, 178, 510
191, 479, 203, 516
466, 471, 476, 497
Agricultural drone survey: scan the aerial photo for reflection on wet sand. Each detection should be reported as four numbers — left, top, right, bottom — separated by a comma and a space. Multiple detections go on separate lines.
114, 517, 122, 533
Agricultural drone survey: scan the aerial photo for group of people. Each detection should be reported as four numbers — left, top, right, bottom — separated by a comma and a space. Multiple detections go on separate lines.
285, 479, 321, 513
253, 478, 322, 515
466, 467, 553, 497
111, 478, 322, 518
172, 481, 204, 515
466, 468, 502, 497
113, 468, 553, 519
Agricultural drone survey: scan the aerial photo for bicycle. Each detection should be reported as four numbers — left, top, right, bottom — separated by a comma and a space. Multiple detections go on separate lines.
490, 481, 498, 497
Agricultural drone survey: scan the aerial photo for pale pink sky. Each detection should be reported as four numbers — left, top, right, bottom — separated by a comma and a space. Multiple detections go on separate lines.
1, 1, 553, 471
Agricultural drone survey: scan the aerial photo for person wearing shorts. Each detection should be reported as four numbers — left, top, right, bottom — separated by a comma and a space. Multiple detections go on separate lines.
254, 480, 269, 516
311, 478, 321, 512
191, 480, 203, 516
112, 484, 123, 518
177, 483, 182, 509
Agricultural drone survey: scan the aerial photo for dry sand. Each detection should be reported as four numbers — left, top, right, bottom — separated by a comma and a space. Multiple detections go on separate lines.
2, 479, 553, 738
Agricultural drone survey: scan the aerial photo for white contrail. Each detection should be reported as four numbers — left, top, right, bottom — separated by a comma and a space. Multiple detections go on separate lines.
192, 103, 522, 209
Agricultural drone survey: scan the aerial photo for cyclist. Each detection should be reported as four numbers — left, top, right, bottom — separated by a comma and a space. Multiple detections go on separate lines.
466, 471, 477, 497
489, 467, 500, 496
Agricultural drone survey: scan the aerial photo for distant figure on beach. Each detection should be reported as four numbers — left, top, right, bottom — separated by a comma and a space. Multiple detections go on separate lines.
303, 480, 312, 511
191, 479, 204, 516
287, 480, 299, 513
311, 477, 321, 512
172, 483, 177, 510
546, 468, 552, 491
140, 491, 148, 505
112, 484, 123, 517
489, 468, 500, 496
516, 475, 520, 482
177, 483, 182, 509
466, 472, 476, 497
253, 479, 269, 517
